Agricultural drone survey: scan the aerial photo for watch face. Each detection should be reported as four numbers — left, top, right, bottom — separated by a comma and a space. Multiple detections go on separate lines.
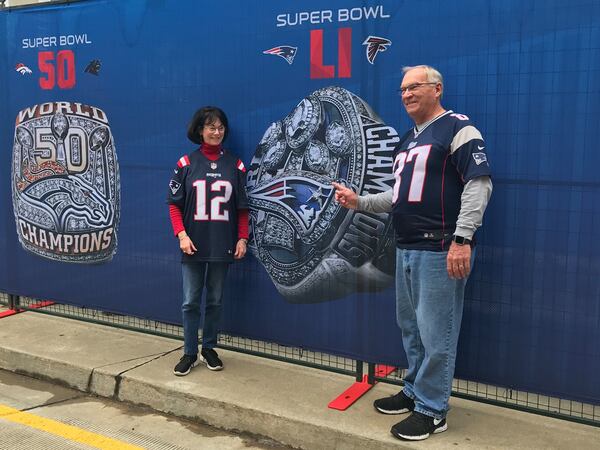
246, 87, 400, 303
12, 102, 120, 263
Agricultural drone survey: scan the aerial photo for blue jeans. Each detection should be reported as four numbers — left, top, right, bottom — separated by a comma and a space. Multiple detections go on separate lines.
395, 248, 474, 419
181, 262, 229, 355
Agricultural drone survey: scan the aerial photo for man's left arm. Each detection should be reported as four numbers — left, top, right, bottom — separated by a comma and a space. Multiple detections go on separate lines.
447, 176, 493, 279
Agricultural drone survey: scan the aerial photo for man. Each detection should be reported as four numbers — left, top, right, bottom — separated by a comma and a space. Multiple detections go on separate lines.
333, 65, 492, 441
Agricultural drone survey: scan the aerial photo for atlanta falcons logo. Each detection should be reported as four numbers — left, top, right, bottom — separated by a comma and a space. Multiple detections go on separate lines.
263, 46, 298, 65
362, 36, 392, 64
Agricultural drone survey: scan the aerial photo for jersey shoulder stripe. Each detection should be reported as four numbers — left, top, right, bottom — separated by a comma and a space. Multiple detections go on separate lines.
450, 125, 483, 154
177, 155, 191, 168
236, 159, 246, 172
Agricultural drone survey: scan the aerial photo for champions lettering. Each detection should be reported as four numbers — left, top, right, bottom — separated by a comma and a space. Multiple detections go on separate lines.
363, 125, 397, 193
336, 124, 397, 263
19, 220, 113, 255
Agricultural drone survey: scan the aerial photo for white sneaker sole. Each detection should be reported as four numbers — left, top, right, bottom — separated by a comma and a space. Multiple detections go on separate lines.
173, 361, 197, 376
375, 406, 412, 415
200, 355, 223, 371
393, 423, 448, 441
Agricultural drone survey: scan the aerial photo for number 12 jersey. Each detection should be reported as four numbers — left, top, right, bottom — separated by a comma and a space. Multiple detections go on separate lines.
167, 149, 248, 262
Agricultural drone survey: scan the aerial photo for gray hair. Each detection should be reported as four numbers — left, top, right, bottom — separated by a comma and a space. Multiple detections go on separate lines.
402, 65, 443, 84
402, 65, 443, 97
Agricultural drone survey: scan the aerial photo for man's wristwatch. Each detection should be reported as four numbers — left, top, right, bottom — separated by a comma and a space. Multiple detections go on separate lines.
452, 235, 472, 246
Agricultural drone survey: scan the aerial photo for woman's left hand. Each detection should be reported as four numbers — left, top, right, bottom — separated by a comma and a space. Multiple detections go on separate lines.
234, 239, 247, 259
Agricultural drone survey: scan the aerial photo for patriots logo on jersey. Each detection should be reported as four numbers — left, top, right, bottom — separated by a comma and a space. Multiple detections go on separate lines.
263, 46, 298, 65
472, 152, 488, 165
362, 36, 391, 64
169, 179, 181, 194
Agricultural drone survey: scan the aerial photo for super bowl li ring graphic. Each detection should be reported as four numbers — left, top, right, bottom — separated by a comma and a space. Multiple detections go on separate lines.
247, 87, 400, 303
12, 102, 120, 263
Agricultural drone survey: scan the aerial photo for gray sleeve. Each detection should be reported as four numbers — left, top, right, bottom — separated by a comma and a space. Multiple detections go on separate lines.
454, 176, 493, 239
356, 189, 393, 213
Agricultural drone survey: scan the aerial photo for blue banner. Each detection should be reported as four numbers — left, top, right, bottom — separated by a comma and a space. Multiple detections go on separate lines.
1, 0, 599, 405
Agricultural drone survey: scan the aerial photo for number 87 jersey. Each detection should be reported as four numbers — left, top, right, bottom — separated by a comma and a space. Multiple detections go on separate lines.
391, 111, 491, 251
167, 149, 248, 262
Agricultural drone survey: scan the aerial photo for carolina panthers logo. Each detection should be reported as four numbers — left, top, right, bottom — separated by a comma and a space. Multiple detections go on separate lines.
84, 59, 102, 75
362, 36, 392, 64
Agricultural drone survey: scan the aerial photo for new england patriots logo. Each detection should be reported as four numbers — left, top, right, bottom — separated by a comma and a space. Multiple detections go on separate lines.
263, 46, 298, 65
472, 152, 488, 166
250, 177, 332, 232
169, 179, 181, 195
362, 36, 392, 64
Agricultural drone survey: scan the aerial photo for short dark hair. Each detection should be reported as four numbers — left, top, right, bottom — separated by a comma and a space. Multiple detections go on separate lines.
186, 106, 229, 145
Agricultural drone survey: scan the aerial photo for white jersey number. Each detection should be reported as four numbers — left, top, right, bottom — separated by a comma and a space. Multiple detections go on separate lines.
193, 180, 233, 221
392, 145, 431, 204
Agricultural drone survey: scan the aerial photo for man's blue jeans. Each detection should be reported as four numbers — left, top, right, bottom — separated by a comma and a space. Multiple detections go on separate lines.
395, 248, 474, 419
181, 262, 229, 355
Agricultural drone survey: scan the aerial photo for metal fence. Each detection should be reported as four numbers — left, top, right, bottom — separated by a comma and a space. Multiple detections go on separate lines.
1, 292, 598, 427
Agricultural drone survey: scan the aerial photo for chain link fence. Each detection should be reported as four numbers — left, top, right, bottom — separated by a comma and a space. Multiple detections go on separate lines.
1, 292, 598, 427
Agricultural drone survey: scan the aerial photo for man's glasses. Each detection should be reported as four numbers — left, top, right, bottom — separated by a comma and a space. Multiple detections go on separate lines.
398, 82, 438, 95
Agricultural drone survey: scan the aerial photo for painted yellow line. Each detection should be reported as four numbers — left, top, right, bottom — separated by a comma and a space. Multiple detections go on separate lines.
0, 403, 144, 450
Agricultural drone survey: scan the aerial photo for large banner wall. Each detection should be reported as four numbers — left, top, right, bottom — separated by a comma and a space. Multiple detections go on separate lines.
1, 0, 599, 405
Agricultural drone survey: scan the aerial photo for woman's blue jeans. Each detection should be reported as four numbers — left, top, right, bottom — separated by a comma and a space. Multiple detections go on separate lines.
181, 262, 229, 355
395, 248, 474, 419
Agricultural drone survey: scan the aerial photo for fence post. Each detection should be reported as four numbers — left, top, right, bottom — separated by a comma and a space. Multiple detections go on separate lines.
367, 362, 376, 385
8, 294, 20, 310
355, 359, 363, 382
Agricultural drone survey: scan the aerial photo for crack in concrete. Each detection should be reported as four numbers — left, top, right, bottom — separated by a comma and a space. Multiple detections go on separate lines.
20, 394, 86, 413
113, 346, 182, 398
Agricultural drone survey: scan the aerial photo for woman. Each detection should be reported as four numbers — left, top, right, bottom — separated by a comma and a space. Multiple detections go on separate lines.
167, 106, 249, 376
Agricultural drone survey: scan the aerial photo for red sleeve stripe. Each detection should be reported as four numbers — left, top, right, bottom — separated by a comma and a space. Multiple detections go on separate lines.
177, 155, 190, 168
237, 159, 246, 172
237, 208, 249, 239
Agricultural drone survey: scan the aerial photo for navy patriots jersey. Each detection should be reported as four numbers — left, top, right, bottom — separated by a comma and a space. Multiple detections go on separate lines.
167, 149, 248, 262
391, 111, 491, 250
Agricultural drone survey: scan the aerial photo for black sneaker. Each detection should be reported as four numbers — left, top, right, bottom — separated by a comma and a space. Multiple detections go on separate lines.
374, 390, 415, 414
391, 411, 447, 441
173, 354, 197, 376
200, 348, 223, 371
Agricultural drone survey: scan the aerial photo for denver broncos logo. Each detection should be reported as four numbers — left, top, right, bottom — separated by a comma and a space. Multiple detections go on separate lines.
15, 63, 33, 75
362, 36, 392, 64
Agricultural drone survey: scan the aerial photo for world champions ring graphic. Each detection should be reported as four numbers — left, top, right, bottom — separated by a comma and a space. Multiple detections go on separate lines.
247, 87, 400, 303
11, 102, 120, 263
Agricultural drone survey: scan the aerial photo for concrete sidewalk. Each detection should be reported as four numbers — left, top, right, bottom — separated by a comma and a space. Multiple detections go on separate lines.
0, 310, 598, 449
